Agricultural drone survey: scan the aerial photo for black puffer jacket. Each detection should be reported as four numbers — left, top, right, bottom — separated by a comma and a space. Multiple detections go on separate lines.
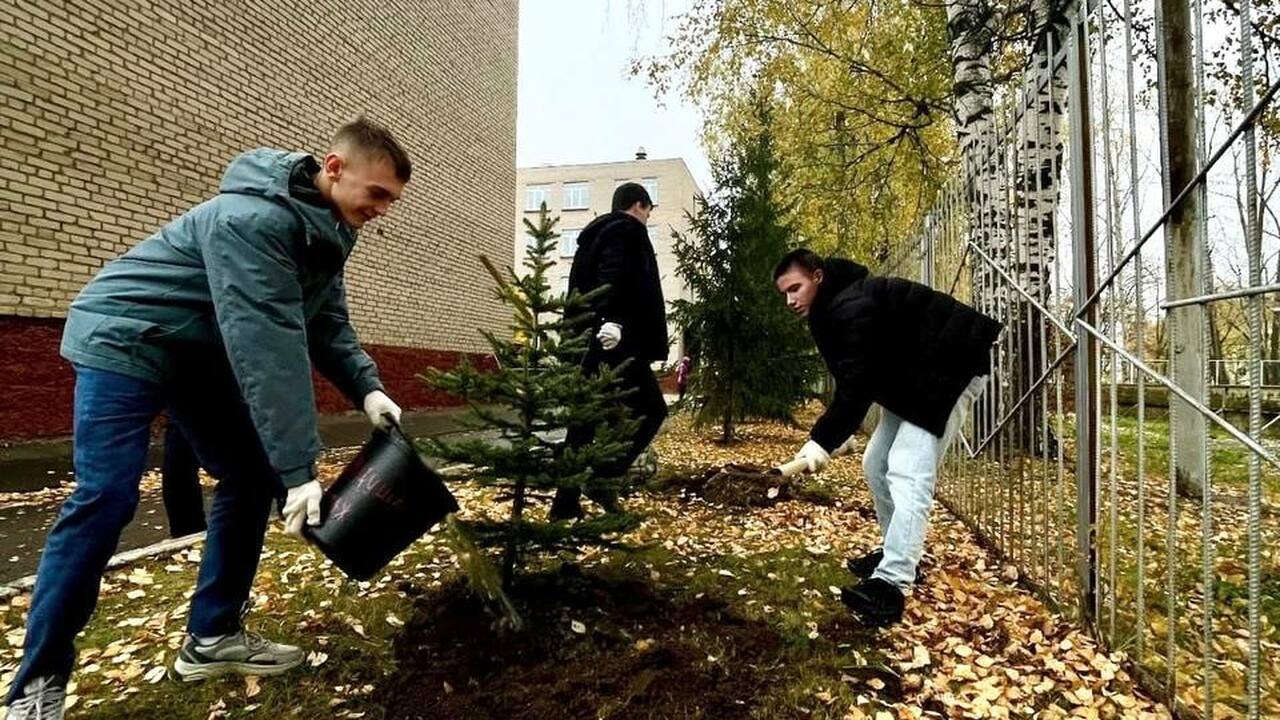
568, 211, 668, 361
807, 258, 1002, 449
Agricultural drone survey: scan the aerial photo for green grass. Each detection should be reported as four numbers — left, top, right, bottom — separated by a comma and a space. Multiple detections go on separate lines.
2, 522, 905, 719
1104, 406, 1279, 490
1, 533, 450, 719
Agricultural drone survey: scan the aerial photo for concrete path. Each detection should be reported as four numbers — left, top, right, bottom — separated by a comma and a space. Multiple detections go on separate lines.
0, 407, 477, 584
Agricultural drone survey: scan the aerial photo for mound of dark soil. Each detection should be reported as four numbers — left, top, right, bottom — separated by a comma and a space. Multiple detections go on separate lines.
379, 565, 786, 719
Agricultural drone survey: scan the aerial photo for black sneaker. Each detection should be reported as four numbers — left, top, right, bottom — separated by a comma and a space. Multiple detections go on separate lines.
840, 577, 905, 627
171, 630, 303, 681
845, 548, 885, 578
845, 548, 925, 584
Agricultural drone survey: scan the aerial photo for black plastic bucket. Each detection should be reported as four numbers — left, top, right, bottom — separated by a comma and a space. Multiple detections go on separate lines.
304, 423, 458, 580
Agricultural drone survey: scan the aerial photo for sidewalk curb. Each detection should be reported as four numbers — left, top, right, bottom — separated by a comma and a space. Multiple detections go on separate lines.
0, 533, 206, 600
0, 463, 472, 601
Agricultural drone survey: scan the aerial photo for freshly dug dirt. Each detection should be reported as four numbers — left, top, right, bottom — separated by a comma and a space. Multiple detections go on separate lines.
379, 565, 787, 719
701, 464, 797, 507
657, 463, 841, 508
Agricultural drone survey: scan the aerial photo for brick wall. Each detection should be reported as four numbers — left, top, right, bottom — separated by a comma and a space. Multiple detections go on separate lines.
0, 316, 500, 441
0, 0, 516, 350
0, 0, 518, 439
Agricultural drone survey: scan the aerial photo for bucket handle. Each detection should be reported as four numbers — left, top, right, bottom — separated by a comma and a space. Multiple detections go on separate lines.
379, 413, 413, 447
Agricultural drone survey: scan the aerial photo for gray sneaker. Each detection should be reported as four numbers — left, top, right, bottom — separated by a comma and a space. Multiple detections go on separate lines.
628, 447, 659, 482
4, 677, 66, 720
171, 630, 303, 681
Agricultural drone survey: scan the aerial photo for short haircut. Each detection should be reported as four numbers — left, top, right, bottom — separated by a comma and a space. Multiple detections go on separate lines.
332, 116, 412, 182
612, 182, 653, 213
773, 248, 825, 280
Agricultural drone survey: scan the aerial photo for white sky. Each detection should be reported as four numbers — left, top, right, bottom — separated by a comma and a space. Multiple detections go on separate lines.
516, 0, 711, 192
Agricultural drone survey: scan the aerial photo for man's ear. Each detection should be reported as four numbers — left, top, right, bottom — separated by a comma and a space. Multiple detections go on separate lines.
322, 152, 344, 179
813, 268, 824, 285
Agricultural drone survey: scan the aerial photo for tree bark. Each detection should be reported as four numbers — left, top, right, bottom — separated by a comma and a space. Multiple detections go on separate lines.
1157, 0, 1207, 498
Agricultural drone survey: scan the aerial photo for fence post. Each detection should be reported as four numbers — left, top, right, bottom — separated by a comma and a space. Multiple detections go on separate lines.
1066, 10, 1100, 628
922, 213, 935, 286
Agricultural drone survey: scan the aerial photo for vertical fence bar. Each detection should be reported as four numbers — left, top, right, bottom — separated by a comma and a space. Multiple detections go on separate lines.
923, 201, 935, 287
1038, 91, 1052, 596
976, 136, 992, 539
970, 166, 987, 529
1001, 103, 1015, 562
1191, 0, 1215, 710
1027, 76, 1043, 586
1120, 0, 1148, 665
1008, 85, 1026, 574
1152, 0, 1181, 696
991, 121, 1008, 557
1237, 0, 1263, 712
1048, 29, 1068, 591
986, 126, 1004, 553
1067, 11, 1099, 627
1094, 0, 1121, 640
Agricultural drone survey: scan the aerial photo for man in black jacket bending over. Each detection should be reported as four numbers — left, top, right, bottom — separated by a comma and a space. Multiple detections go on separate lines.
774, 249, 1001, 626
551, 182, 669, 520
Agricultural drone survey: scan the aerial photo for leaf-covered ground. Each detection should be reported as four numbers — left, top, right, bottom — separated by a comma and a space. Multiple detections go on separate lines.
936, 412, 1280, 718
0, 411, 1169, 718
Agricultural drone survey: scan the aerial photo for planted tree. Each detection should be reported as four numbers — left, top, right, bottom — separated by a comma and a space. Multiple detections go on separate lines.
423, 207, 640, 589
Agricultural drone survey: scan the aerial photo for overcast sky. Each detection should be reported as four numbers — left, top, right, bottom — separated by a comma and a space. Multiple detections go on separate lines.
516, 0, 711, 192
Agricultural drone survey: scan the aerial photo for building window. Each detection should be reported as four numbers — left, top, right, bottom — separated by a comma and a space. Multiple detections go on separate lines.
641, 177, 659, 206
558, 275, 571, 297
525, 184, 551, 212
563, 182, 590, 210
560, 228, 581, 258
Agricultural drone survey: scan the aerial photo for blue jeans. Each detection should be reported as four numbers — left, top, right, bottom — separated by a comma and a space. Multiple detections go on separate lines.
6, 360, 281, 701
862, 376, 985, 591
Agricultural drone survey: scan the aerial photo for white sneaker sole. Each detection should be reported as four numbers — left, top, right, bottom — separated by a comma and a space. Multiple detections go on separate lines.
170, 655, 302, 682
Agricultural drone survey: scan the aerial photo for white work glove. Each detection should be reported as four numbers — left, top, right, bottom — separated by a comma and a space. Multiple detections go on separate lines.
363, 390, 401, 430
282, 480, 324, 537
596, 322, 622, 351
832, 435, 857, 458
795, 439, 831, 473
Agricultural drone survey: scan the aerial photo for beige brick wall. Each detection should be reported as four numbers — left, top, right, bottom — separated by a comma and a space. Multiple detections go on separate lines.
515, 157, 703, 366
0, 0, 516, 353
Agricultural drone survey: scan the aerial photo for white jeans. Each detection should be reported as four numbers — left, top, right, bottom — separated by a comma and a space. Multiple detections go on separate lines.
861, 376, 986, 590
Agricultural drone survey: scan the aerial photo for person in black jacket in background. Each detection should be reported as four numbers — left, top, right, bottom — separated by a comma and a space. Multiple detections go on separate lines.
160, 421, 207, 537
551, 183, 669, 520
773, 249, 1001, 627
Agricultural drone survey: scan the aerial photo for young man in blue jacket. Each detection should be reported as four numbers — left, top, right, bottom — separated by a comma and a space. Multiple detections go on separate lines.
4, 118, 409, 720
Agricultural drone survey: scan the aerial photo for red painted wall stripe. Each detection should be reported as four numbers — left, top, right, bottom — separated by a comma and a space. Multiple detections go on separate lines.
0, 316, 493, 442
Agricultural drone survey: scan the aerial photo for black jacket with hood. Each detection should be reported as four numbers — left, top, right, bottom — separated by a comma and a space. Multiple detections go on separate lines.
568, 211, 668, 362
807, 258, 1002, 449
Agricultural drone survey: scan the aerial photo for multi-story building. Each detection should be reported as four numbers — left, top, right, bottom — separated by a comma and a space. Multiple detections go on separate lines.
0, 0, 518, 441
513, 150, 700, 366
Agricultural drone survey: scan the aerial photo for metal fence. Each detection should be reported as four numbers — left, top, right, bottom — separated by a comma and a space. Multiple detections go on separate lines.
887, 0, 1280, 715
1112, 359, 1280, 387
